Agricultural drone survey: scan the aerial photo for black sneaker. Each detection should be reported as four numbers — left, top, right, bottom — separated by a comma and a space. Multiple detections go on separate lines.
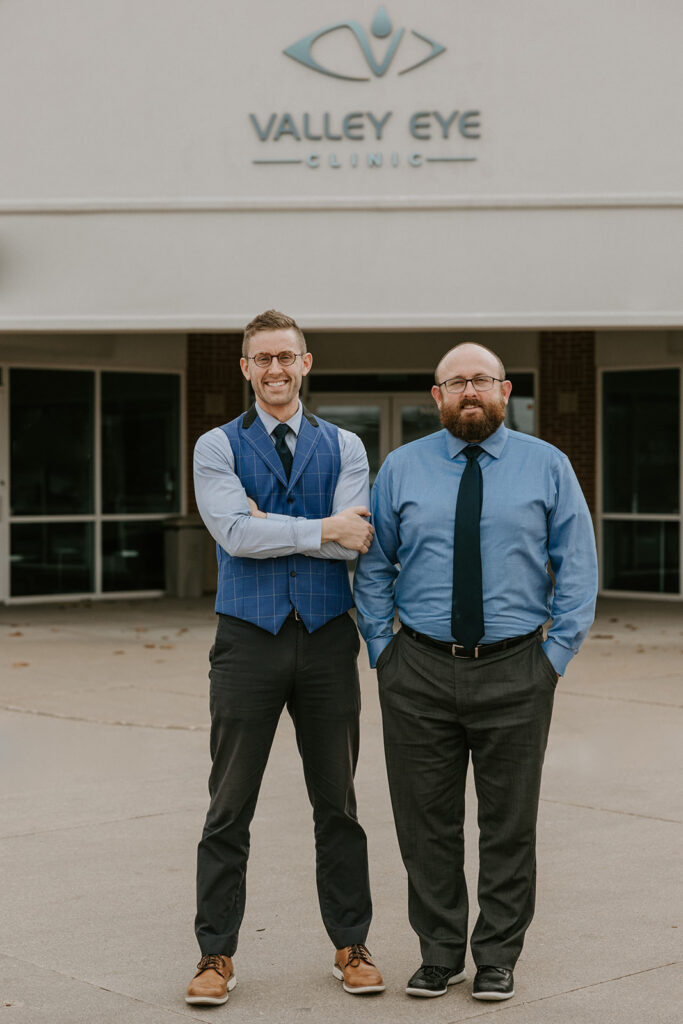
472, 965, 514, 1000
406, 964, 466, 997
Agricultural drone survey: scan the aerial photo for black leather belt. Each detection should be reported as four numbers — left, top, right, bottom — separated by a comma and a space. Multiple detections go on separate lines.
399, 622, 542, 659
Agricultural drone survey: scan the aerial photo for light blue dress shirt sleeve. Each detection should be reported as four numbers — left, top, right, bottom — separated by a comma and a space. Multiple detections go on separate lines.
193, 425, 369, 561
543, 455, 599, 675
353, 459, 400, 668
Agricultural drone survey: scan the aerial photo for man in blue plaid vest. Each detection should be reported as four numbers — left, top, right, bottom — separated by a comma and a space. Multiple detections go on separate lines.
186, 310, 384, 1006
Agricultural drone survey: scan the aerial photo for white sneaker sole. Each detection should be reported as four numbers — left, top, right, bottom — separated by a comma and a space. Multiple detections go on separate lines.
185, 975, 236, 1005
406, 969, 467, 997
332, 965, 386, 994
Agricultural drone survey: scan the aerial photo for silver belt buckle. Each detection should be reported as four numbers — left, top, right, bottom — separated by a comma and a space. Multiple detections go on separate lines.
293, 608, 301, 622
451, 643, 479, 659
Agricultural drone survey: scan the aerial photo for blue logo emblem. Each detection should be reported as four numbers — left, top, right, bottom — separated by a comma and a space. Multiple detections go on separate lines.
283, 6, 446, 81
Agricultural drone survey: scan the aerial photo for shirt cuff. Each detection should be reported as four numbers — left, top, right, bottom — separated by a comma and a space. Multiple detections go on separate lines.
295, 518, 323, 554
367, 636, 393, 669
542, 637, 572, 677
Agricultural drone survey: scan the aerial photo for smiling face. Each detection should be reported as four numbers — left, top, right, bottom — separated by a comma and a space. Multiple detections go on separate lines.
240, 327, 313, 421
431, 343, 512, 442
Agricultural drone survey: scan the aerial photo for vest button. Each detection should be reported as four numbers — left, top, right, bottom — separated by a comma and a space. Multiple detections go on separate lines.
286, 496, 295, 503
290, 571, 297, 578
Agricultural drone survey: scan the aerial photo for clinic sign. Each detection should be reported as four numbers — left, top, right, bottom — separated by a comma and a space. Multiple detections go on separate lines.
248, 7, 482, 171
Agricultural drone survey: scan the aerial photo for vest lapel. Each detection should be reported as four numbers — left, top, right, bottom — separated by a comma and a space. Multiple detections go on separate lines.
240, 406, 289, 487
288, 409, 322, 490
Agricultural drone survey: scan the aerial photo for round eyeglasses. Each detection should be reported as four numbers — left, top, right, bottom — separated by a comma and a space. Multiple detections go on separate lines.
437, 375, 504, 394
247, 351, 303, 368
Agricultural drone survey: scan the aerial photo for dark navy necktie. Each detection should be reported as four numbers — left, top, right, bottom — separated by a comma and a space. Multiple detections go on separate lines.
272, 423, 293, 479
451, 444, 485, 649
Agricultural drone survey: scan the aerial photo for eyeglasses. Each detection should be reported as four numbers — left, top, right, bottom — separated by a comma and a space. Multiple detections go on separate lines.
437, 375, 504, 394
247, 351, 302, 368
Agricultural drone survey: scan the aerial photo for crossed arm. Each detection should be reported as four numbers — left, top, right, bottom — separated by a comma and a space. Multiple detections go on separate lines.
193, 427, 374, 560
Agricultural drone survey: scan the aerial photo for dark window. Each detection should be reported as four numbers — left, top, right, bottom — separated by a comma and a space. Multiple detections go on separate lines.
102, 521, 165, 592
101, 373, 180, 514
603, 520, 679, 593
603, 369, 679, 514
10, 369, 94, 516
11, 522, 94, 597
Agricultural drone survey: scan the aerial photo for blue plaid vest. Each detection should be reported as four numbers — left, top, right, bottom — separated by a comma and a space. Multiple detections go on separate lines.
215, 406, 354, 633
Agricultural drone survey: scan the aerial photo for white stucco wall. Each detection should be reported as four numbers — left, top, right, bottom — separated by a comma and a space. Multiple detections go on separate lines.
1, 0, 681, 328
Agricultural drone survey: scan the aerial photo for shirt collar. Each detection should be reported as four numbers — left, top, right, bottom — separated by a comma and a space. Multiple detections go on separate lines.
446, 421, 508, 460
255, 400, 303, 438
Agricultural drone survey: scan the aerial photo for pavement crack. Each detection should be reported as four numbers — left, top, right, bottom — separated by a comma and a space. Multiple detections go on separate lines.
0, 704, 208, 731
0, 809, 194, 842
447, 959, 682, 1021
560, 689, 683, 709
540, 797, 681, 825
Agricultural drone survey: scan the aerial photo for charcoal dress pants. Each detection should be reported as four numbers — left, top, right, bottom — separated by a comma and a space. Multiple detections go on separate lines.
377, 626, 556, 969
195, 611, 373, 956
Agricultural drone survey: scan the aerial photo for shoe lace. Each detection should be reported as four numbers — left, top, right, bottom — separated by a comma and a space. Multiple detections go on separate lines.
344, 943, 374, 968
196, 953, 226, 976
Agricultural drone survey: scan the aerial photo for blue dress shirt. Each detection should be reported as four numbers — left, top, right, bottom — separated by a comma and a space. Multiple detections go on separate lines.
194, 401, 370, 561
353, 423, 598, 676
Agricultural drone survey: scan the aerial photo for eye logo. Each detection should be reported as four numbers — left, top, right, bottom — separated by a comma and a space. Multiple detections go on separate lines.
283, 6, 446, 81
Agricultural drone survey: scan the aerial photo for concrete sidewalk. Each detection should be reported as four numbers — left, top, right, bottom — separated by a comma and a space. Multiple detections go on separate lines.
0, 597, 681, 1023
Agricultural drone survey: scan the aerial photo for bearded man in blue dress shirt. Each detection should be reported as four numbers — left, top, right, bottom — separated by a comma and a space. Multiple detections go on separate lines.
185, 310, 384, 1006
354, 342, 598, 1002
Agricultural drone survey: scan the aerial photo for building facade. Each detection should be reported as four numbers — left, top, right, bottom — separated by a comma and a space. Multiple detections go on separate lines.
1, 1, 681, 602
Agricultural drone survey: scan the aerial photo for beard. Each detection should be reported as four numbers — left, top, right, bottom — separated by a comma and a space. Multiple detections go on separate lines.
440, 395, 507, 442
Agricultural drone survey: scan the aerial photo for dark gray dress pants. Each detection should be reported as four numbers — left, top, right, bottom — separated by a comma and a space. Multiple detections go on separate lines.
377, 627, 556, 969
195, 611, 373, 955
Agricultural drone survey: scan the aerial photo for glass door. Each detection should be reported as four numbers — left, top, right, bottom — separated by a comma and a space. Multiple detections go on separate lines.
309, 393, 442, 483
307, 395, 391, 485
393, 394, 442, 449
310, 373, 537, 483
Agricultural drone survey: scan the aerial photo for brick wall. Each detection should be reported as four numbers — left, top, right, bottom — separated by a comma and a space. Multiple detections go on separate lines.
186, 333, 244, 513
538, 331, 596, 512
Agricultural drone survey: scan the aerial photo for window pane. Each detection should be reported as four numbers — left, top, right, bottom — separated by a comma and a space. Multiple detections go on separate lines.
401, 405, 441, 446
506, 373, 535, 435
10, 369, 94, 515
11, 522, 94, 596
315, 404, 381, 484
101, 373, 180, 514
603, 369, 679, 513
102, 521, 165, 592
603, 520, 679, 593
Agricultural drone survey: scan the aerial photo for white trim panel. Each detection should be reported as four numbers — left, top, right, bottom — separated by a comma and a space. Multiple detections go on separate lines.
1, 208, 682, 330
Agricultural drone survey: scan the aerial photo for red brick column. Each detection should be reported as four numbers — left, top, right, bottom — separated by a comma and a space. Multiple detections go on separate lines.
186, 333, 244, 513
538, 331, 596, 513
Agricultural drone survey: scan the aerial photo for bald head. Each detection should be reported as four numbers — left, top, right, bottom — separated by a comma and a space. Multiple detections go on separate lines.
435, 343, 506, 386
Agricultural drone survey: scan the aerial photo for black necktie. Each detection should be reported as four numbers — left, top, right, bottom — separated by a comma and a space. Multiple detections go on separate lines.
451, 444, 485, 649
272, 423, 293, 479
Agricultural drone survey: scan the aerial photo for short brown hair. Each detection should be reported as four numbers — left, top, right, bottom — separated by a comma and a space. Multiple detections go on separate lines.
242, 309, 307, 358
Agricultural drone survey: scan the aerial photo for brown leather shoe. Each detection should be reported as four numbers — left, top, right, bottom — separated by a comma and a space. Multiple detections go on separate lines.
185, 953, 236, 1005
333, 944, 385, 994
